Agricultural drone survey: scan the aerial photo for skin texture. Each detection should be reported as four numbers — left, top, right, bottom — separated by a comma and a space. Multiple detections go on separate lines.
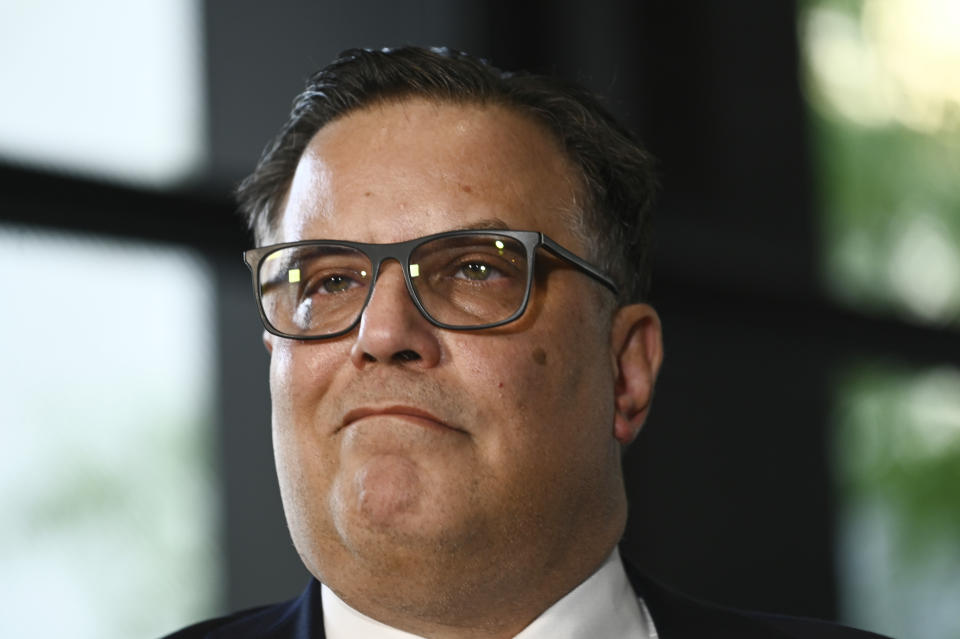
264, 98, 663, 638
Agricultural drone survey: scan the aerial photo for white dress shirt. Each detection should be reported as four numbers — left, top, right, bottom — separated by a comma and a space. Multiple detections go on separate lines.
322, 548, 658, 638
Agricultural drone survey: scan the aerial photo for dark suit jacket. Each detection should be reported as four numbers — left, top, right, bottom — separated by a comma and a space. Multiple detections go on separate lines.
162, 561, 893, 638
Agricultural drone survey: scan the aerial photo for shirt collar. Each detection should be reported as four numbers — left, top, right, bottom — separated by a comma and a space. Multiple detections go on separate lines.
321, 548, 658, 638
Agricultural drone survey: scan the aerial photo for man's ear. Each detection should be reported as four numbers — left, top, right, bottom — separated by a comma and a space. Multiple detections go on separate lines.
263, 330, 275, 354
610, 303, 663, 445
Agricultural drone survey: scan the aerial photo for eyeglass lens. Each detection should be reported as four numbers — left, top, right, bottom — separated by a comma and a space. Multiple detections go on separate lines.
257, 233, 529, 336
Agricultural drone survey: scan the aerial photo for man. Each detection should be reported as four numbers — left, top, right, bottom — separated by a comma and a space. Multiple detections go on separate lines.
166, 47, 890, 638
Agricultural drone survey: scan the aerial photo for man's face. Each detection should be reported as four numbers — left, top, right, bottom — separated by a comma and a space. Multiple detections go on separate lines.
266, 99, 633, 605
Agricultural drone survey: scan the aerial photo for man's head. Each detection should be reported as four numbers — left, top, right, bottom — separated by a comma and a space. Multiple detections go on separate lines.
240, 47, 663, 636
239, 46, 657, 305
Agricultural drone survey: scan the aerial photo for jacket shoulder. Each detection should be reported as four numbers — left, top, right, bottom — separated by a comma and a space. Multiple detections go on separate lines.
754, 613, 893, 639
622, 559, 892, 638
160, 603, 295, 639
159, 582, 322, 639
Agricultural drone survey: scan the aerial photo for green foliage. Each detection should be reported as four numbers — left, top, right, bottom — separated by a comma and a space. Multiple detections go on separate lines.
833, 363, 960, 561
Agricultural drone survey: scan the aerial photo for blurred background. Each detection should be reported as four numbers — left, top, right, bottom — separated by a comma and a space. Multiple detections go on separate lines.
1, 1, 957, 637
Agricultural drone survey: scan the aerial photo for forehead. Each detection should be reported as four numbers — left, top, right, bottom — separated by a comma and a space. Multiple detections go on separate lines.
277, 98, 584, 246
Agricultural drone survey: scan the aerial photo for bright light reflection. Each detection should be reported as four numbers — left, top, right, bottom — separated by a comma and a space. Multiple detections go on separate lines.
803, 0, 960, 329
887, 214, 960, 323
0, 225, 220, 638
804, 0, 960, 133
0, 0, 204, 185
903, 368, 960, 457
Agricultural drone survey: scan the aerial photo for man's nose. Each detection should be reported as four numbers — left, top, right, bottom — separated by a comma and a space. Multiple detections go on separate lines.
349, 261, 442, 368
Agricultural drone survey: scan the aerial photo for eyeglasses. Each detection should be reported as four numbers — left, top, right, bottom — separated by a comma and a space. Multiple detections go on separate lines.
243, 229, 618, 340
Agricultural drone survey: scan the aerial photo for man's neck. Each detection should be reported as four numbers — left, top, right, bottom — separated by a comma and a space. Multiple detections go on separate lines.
322, 548, 654, 639
314, 536, 621, 638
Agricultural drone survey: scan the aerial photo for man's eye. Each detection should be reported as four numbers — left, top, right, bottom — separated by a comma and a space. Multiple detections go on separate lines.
320, 274, 357, 293
455, 262, 500, 281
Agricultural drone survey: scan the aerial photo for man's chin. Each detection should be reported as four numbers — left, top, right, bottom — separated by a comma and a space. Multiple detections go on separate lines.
350, 454, 424, 527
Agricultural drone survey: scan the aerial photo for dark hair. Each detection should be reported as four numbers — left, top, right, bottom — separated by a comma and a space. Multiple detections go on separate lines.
237, 46, 657, 303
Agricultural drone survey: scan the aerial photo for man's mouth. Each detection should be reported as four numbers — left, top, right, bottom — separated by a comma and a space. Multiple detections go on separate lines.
338, 405, 461, 433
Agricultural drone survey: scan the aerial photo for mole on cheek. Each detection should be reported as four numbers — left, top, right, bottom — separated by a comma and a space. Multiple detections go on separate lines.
460, 184, 472, 193
532, 347, 547, 366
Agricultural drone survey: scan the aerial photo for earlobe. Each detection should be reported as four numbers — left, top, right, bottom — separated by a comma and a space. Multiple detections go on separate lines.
610, 304, 663, 445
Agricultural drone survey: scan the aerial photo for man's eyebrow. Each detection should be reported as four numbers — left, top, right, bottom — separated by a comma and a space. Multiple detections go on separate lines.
460, 218, 511, 231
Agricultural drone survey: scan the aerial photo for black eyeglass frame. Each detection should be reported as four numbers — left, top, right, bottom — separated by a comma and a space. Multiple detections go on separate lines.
243, 229, 619, 340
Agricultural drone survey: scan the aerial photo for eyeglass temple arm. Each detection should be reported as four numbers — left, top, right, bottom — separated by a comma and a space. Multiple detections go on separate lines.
539, 235, 619, 296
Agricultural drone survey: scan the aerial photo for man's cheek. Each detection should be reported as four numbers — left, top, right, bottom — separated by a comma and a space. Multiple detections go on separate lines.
269, 342, 295, 394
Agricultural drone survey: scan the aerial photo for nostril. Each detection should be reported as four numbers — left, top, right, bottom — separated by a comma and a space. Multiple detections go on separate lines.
393, 350, 421, 362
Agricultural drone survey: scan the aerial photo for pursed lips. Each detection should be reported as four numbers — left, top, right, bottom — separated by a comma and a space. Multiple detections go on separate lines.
338, 405, 463, 434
